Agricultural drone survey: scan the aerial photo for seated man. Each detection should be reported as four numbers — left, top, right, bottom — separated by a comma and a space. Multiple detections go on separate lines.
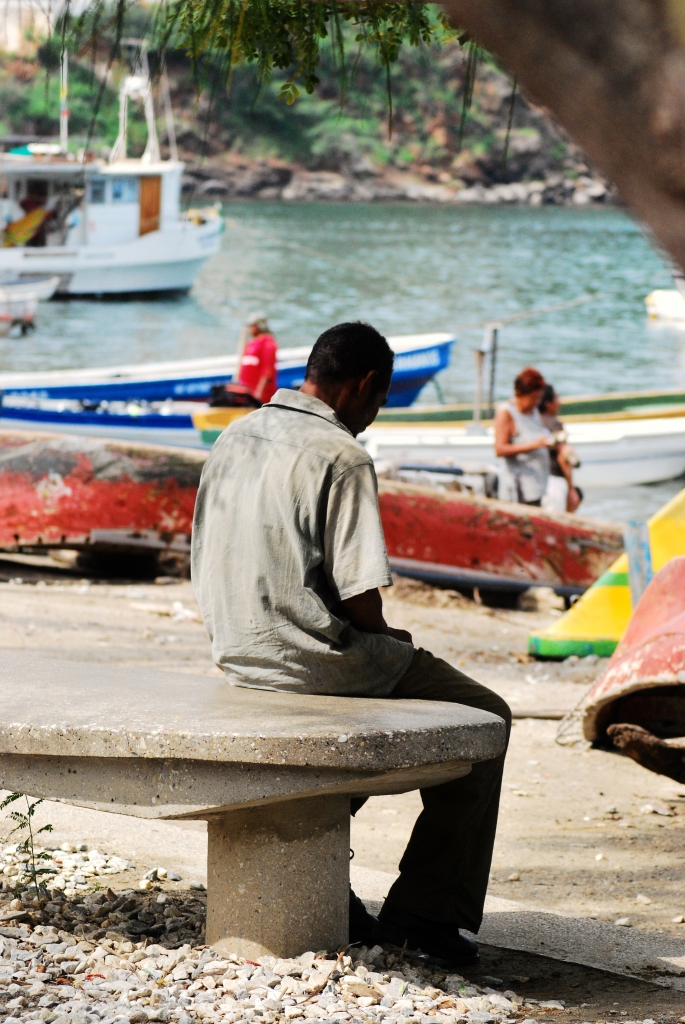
192, 321, 511, 965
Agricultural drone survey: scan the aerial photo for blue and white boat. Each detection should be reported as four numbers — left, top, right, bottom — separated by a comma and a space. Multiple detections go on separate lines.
0, 332, 452, 408
0, 400, 203, 447
0, 332, 453, 445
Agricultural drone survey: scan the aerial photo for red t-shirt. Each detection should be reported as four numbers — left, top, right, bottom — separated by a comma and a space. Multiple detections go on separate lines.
238, 333, 278, 403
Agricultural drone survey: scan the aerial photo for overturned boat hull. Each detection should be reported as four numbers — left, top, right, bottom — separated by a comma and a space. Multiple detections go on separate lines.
378, 481, 622, 595
0, 430, 202, 555
0, 430, 623, 593
583, 556, 685, 742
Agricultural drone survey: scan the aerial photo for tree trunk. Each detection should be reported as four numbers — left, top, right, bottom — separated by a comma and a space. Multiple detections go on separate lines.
439, 0, 685, 269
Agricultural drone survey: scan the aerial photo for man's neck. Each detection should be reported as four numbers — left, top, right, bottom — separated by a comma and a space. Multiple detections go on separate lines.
299, 380, 341, 412
300, 372, 384, 437
299, 380, 361, 435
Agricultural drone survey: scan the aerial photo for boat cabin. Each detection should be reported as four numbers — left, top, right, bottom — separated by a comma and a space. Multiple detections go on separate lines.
0, 156, 183, 248
0, 56, 221, 294
0, 55, 183, 251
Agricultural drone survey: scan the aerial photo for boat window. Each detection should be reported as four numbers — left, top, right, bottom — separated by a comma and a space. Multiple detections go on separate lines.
111, 176, 138, 203
89, 179, 107, 204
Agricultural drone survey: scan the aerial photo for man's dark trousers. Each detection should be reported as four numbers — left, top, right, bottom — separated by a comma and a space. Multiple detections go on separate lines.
353, 647, 511, 934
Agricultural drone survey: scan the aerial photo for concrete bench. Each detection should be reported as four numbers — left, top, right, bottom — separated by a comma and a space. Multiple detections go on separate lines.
0, 653, 506, 959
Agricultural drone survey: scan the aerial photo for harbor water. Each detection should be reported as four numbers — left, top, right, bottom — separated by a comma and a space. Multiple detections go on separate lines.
1, 202, 683, 522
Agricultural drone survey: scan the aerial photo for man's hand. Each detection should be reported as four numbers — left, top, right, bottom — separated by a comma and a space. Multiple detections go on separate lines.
341, 588, 413, 645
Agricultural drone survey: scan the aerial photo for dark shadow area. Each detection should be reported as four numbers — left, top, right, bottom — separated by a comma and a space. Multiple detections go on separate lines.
51, 288, 191, 302
596, 685, 685, 740
464, 942, 681, 1017
0, 553, 82, 584
0, 550, 188, 584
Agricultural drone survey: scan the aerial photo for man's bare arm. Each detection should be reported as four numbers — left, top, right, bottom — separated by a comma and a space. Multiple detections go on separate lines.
341, 588, 413, 644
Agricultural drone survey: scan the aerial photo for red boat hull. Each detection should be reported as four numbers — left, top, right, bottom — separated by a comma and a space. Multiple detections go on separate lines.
379, 481, 622, 594
0, 431, 203, 553
583, 556, 685, 741
0, 431, 622, 592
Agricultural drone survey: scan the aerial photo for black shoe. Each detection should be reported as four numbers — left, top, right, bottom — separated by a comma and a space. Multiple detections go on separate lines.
376, 904, 479, 965
350, 889, 379, 944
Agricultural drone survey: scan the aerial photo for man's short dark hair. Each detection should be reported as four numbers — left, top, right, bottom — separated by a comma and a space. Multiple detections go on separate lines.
305, 322, 394, 393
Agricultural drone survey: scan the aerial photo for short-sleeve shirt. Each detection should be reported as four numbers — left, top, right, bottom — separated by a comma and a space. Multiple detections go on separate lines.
191, 388, 415, 695
238, 333, 278, 402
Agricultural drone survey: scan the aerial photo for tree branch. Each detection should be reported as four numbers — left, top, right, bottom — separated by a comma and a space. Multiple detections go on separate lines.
438, 0, 685, 269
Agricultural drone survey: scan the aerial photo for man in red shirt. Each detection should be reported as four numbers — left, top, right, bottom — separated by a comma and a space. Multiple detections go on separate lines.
237, 313, 278, 403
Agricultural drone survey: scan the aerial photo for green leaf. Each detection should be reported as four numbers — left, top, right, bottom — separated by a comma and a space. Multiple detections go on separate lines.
0, 793, 24, 811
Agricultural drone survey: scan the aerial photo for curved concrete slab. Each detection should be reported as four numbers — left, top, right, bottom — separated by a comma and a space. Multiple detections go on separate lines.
0, 653, 505, 770
0, 653, 506, 958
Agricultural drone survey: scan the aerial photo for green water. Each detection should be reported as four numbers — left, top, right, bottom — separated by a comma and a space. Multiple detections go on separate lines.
0, 203, 677, 396
1, 202, 682, 519
210, 203, 681, 404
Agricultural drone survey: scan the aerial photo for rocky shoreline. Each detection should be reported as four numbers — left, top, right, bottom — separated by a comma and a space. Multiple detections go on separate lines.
182, 160, 615, 206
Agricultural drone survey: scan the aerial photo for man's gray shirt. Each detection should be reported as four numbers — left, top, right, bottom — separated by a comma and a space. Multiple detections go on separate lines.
191, 388, 414, 695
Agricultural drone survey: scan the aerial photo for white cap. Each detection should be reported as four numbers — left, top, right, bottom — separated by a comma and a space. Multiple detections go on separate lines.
246, 311, 269, 331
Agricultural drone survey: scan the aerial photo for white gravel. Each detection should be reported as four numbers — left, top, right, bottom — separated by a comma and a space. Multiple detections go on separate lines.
0, 842, 667, 1024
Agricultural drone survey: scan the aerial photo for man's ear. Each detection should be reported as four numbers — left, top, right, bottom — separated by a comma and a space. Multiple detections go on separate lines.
358, 370, 378, 397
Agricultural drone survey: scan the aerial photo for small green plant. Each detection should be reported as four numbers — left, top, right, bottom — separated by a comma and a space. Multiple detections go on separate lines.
0, 793, 53, 893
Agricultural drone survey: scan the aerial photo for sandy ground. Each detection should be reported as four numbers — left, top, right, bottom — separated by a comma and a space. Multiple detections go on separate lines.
1, 554, 685, 1017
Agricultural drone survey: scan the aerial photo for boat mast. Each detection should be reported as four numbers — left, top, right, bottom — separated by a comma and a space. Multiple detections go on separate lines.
161, 64, 178, 161
109, 41, 160, 164
60, 50, 68, 154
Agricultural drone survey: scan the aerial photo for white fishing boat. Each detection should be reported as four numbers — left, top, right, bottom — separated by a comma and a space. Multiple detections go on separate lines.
362, 413, 685, 489
0, 274, 59, 332
645, 289, 685, 321
0, 50, 222, 295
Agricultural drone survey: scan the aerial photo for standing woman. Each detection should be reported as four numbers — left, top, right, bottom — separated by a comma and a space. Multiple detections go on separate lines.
237, 312, 278, 404
494, 366, 551, 506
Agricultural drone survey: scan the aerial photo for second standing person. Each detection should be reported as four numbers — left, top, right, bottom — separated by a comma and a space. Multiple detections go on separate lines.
538, 383, 582, 513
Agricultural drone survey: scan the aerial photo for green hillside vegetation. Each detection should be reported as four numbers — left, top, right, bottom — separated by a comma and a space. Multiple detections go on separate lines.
0, 48, 151, 154
167, 36, 574, 184
0, 21, 576, 186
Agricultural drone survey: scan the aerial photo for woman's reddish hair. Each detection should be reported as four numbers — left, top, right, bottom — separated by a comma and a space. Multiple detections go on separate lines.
514, 366, 546, 396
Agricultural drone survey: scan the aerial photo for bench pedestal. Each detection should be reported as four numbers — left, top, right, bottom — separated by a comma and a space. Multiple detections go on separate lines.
207, 794, 350, 958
